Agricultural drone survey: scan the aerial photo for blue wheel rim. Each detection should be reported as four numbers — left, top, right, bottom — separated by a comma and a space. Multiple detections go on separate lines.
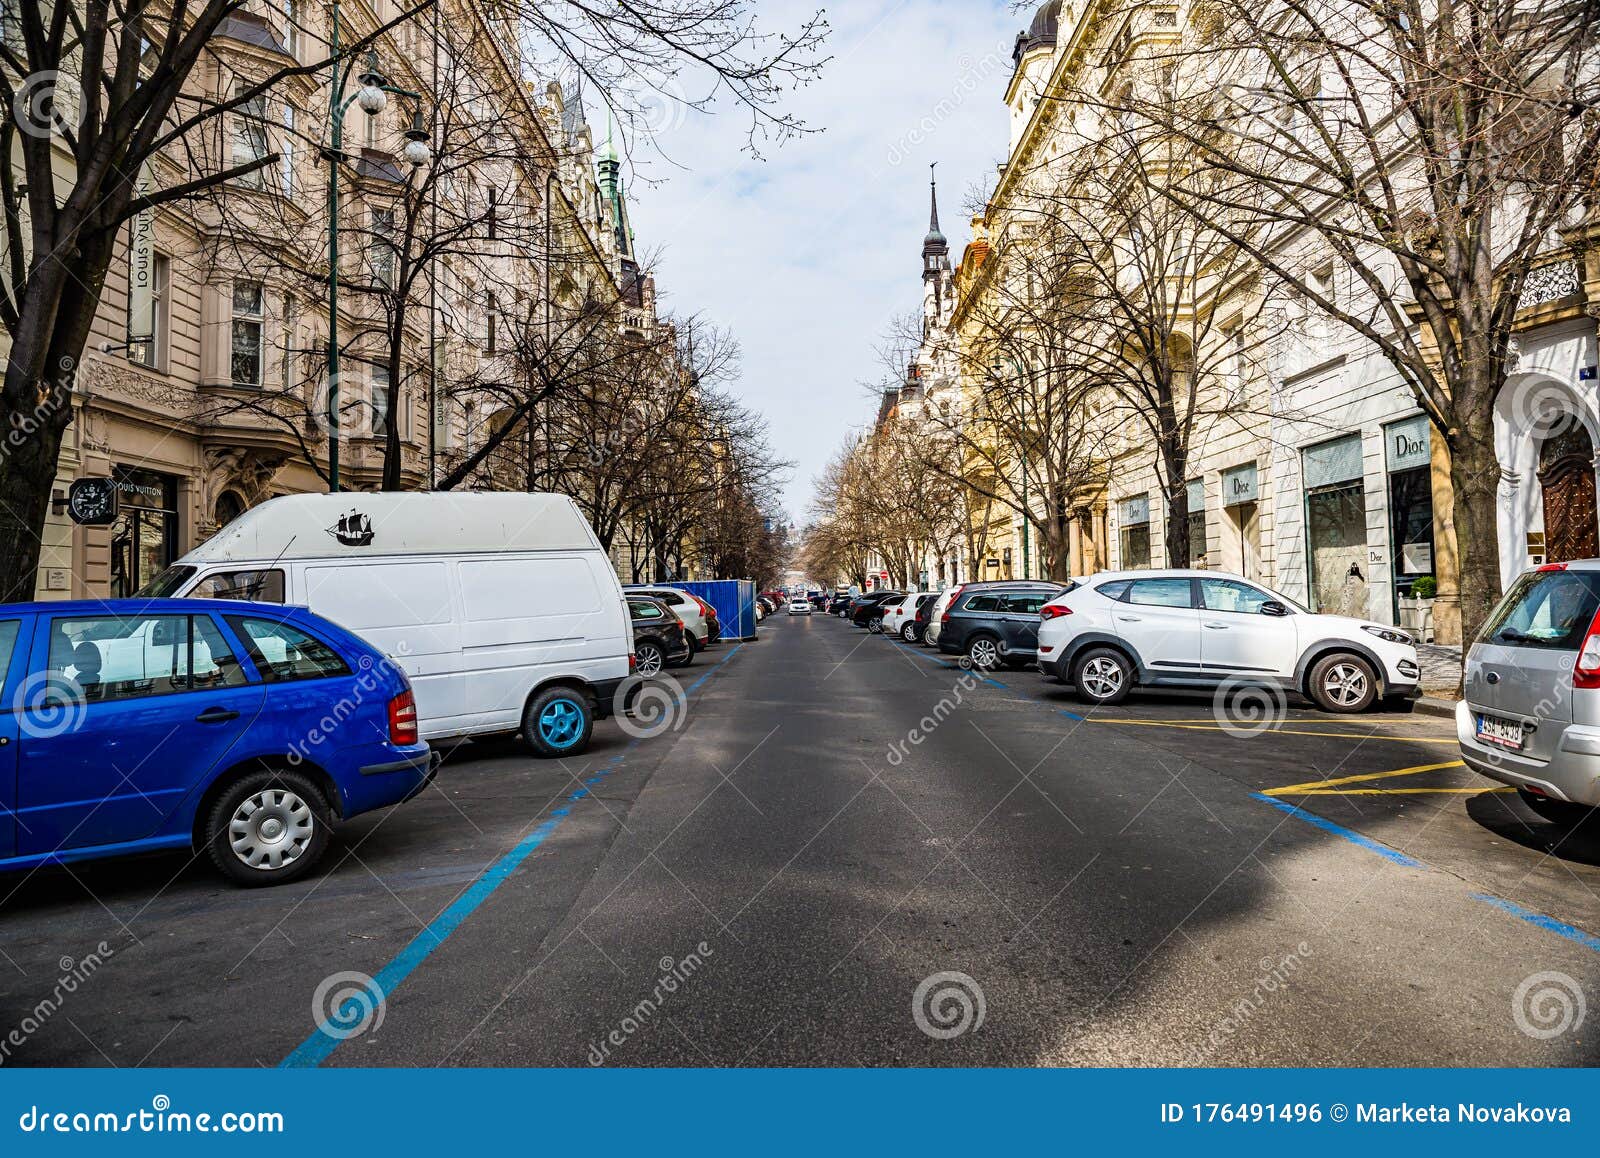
538, 698, 585, 749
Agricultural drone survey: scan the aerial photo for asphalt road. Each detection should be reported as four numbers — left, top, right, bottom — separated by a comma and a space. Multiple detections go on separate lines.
6, 610, 1600, 1066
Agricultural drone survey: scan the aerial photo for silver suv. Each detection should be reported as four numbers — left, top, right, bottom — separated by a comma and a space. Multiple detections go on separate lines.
1460, 562, 1600, 822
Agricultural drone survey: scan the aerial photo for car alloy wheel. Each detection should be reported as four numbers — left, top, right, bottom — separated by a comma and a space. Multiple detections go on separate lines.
967, 636, 1000, 670
1079, 656, 1124, 700
868, 617, 884, 634
229, 788, 316, 872
900, 622, 918, 642
636, 643, 665, 677
538, 698, 585, 749
1321, 662, 1368, 708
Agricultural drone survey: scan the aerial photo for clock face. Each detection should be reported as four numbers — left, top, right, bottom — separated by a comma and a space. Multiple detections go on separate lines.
67, 479, 117, 525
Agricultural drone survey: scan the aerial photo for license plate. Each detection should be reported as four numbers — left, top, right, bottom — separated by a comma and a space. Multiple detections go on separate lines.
1476, 714, 1526, 751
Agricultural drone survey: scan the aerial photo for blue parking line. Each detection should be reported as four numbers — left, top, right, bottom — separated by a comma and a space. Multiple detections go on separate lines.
1250, 792, 1424, 867
1471, 893, 1600, 955
281, 645, 744, 1068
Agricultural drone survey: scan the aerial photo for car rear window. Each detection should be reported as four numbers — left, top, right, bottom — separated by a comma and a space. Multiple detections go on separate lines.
1095, 580, 1131, 602
1127, 578, 1196, 608
1478, 569, 1600, 652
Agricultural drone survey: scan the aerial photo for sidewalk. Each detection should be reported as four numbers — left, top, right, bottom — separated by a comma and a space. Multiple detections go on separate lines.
1415, 642, 1462, 719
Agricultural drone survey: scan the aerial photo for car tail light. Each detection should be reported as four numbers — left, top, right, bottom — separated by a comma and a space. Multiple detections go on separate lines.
1039, 604, 1072, 621
1575, 607, 1600, 688
1539, 563, 1570, 573
388, 690, 419, 746
629, 653, 638, 671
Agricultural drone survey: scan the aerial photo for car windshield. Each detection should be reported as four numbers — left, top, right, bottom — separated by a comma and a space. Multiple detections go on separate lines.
137, 565, 196, 598
1478, 568, 1600, 652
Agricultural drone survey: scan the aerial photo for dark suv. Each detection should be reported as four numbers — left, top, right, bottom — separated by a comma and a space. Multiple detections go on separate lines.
937, 581, 1072, 670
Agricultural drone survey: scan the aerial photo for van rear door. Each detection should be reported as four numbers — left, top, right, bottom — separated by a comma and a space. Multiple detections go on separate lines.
299, 560, 465, 733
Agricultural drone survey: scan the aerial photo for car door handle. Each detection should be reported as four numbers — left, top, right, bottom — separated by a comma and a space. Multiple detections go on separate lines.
1204, 622, 1229, 630
1119, 615, 1143, 623
195, 707, 241, 725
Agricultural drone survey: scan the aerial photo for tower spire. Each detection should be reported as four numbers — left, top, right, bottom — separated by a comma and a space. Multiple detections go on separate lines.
929, 162, 942, 235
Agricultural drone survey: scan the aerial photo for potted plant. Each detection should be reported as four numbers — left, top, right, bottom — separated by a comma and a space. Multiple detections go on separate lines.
1398, 575, 1437, 643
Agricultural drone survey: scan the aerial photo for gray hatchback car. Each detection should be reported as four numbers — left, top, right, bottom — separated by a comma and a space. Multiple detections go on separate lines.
1460, 562, 1600, 822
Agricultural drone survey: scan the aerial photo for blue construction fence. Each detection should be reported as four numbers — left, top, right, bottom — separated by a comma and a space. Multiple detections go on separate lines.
672, 580, 759, 642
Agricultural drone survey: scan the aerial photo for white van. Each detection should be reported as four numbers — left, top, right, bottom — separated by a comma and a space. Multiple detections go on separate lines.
142, 492, 633, 757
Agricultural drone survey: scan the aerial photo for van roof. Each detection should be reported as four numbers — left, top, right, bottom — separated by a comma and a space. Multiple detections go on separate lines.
181, 492, 600, 565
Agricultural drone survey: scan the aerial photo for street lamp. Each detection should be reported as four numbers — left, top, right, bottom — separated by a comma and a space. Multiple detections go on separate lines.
994, 356, 1032, 580
322, 11, 431, 493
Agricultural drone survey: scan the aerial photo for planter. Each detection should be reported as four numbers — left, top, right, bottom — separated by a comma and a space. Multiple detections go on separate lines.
1398, 595, 1435, 644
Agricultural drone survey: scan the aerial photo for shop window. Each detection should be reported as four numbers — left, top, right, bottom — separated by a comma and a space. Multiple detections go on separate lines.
109, 467, 179, 598
231, 280, 264, 386
1186, 480, 1206, 566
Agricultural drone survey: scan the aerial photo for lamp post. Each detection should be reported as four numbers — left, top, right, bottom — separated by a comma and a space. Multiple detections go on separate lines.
322, 4, 431, 492
994, 355, 1032, 580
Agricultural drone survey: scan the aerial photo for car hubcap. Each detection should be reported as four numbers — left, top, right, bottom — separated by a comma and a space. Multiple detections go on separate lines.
902, 624, 916, 641
638, 647, 663, 676
229, 788, 315, 871
539, 699, 585, 748
971, 640, 999, 668
1081, 658, 1123, 699
1324, 664, 1368, 707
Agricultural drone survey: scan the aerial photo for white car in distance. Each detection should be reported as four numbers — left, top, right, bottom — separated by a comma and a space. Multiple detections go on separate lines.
1036, 570, 1421, 713
788, 598, 813, 615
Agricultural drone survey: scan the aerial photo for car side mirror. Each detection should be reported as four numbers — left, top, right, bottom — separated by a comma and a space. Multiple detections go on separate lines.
1261, 601, 1289, 618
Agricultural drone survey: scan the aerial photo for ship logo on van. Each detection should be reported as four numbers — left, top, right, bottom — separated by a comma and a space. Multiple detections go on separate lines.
329, 509, 375, 547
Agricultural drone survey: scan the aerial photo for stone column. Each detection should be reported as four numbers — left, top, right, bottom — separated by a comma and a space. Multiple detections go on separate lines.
1429, 427, 1462, 646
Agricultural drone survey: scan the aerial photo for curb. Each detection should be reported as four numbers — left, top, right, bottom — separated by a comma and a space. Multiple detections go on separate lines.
1414, 695, 1460, 720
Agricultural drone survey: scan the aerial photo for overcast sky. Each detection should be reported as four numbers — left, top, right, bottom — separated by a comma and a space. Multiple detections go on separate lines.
614, 0, 1023, 521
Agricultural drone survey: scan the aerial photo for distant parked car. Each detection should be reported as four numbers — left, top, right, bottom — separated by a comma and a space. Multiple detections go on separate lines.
926, 581, 1062, 650
911, 591, 942, 645
628, 596, 692, 676
885, 592, 938, 642
0, 598, 435, 886
624, 587, 714, 656
1459, 562, 1600, 822
788, 598, 813, 615
852, 591, 906, 631
1037, 570, 1421, 712
938, 582, 1071, 669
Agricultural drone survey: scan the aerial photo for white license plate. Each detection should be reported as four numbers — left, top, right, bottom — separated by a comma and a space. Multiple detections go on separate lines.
1476, 714, 1526, 751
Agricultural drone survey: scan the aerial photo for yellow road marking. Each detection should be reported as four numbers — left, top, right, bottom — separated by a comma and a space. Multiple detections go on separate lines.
1264, 760, 1468, 796
1095, 720, 1456, 743
1291, 787, 1513, 796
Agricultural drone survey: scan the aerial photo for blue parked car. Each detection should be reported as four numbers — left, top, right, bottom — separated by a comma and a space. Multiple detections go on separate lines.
0, 599, 435, 887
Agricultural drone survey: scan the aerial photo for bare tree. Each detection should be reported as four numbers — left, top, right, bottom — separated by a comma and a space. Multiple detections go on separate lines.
0, 0, 827, 600
1123, 0, 1600, 638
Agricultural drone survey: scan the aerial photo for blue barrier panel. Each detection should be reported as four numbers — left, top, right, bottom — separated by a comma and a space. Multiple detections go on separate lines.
673, 580, 757, 641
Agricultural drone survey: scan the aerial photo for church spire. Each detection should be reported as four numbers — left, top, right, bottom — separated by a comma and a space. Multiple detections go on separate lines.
922, 162, 950, 284
929, 163, 943, 237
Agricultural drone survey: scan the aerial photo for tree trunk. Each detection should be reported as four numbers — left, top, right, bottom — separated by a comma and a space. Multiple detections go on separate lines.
0, 424, 68, 603
1449, 406, 1504, 649
1161, 433, 1190, 569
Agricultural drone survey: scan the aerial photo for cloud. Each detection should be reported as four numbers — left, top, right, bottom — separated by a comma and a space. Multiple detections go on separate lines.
617, 0, 1022, 518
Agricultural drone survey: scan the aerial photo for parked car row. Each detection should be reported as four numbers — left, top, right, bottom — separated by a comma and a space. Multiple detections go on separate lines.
0, 493, 728, 889
834, 571, 1425, 717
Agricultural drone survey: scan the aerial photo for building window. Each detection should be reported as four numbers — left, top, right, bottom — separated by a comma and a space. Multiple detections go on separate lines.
371, 207, 395, 288
285, 0, 304, 59
281, 102, 296, 196
1186, 479, 1206, 566
108, 467, 179, 598
1303, 434, 1367, 615
486, 292, 498, 354
280, 295, 299, 390
128, 252, 169, 373
231, 280, 264, 386
369, 364, 391, 437
232, 84, 269, 188
1118, 494, 1151, 569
